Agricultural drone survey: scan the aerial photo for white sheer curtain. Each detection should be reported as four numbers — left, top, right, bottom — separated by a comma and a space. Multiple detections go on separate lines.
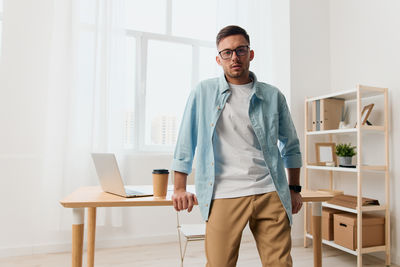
57, 0, 129, 228
31, 0, 128, 231
0, 0, 279, 253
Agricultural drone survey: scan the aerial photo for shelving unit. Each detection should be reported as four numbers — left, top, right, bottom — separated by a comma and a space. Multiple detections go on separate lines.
303, 85, 390, 267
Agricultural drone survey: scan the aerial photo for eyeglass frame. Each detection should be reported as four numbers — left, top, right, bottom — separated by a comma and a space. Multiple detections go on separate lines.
218, 45, 250, 60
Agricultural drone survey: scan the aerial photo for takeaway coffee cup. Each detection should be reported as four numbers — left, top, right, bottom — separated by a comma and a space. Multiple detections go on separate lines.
152, 169, 169, 198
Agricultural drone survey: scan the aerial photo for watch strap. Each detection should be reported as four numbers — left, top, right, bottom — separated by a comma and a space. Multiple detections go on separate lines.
289, 185, 302, 193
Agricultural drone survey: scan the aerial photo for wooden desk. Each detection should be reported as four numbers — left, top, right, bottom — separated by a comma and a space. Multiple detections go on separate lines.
60, 186, 333, 267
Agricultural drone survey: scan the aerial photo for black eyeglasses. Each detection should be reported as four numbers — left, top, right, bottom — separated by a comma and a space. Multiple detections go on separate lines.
218, 46, 249, 60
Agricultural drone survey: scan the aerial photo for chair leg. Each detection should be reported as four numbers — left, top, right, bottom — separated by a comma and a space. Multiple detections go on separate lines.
181, 240, 188, 267
177, 212, 184, 264
178, 230, 183, 261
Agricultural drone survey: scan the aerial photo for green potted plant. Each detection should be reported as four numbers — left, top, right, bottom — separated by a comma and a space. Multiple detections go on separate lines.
335, 143, 356, 166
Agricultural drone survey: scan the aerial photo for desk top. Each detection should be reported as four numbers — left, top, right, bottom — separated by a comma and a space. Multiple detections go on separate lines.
60, 186, 334, 208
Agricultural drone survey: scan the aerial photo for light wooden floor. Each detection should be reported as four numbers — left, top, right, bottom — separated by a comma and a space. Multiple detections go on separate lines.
0, 240, 395, 267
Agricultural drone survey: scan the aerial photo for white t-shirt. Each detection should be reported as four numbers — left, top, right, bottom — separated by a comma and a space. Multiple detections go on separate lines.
212, 81, 276, 199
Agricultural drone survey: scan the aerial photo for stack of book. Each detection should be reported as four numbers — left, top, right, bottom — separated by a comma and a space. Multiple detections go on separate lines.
327, 194, 380, 209
312, 98, 345, 131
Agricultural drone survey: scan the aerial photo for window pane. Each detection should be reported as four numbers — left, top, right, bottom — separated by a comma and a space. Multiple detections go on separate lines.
107, 34, 136, 151
125, 0, 166, 34
123, 36, 136, 149
198, 47, 221, 82
78, 0, 97, 25
145, 40, 192, 147
172, 0, 217, 41
75, 31, 96, 139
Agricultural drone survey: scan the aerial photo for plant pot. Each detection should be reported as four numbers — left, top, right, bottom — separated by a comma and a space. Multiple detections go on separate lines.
338, 156, 352, 166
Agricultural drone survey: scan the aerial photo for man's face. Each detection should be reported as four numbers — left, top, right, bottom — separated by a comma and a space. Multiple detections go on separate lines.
216, 34, 254, 84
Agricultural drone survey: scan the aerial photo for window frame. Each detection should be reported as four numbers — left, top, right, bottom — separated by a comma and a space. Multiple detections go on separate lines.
127, 29, 215, 152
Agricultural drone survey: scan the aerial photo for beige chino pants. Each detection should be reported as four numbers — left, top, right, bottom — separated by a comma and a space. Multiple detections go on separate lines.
205, 191, 292, 267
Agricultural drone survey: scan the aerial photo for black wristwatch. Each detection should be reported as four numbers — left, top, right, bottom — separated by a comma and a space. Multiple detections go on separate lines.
289, 185, 302, 193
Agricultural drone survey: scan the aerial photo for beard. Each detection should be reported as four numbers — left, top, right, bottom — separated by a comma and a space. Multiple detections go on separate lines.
225, 66, 247, 79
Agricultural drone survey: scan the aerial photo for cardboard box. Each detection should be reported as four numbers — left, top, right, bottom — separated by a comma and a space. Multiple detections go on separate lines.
312, 98, 344, 131
307, 207, 343, 241
322, 208, 343, 240
333, 213, 385, 250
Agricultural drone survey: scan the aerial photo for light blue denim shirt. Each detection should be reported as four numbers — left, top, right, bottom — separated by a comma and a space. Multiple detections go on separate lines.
171, 72, 302, 225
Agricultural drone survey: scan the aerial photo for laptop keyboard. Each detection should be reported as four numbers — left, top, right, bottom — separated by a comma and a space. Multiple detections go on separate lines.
125, 188, 143, 196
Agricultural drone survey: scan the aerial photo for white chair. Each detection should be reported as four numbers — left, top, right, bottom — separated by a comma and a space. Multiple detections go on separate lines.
175, 170, 206, 267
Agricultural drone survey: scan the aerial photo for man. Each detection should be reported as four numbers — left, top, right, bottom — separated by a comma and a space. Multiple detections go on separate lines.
171, 25, 302, 267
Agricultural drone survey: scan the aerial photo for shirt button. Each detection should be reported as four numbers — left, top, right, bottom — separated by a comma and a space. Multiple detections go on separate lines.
211, 162, 214, 166
217, 106, 221, 110
209, 182, 213, 186
205, 204, 209, 207
211, 123, 214, 127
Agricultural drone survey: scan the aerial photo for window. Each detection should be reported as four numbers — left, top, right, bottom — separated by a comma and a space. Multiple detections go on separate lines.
123, 1, 220, 152
144, 40, 192, 148
77, 0, 220, 153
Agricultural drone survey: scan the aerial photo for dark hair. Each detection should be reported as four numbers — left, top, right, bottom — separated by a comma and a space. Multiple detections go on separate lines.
216, 25, 250, 47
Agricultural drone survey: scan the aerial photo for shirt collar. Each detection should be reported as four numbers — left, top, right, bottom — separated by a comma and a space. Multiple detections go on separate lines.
218, 71, 264, 100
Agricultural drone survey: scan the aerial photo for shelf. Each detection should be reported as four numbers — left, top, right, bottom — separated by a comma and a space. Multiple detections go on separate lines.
306, 165, 387, 173
306, 165, 358, 172
360, 125, 385, 132
361, 246, 387, 254
322, 203, 387, 213
304, 84, 390, 265
360, 165, 387, 172
306, 86, 385, 102
322, 203, 357, 213
306, 126, 384, 135
306, 128, 357, 135
362, 205, 387, 212
306, 233, 357, 255
305, 234, 386, 255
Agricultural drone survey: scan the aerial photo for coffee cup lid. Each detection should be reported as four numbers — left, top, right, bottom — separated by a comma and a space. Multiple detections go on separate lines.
152, 169, 169, 174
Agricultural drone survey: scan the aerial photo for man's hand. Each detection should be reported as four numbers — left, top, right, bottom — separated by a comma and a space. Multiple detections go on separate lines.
172, 171, 198, 212
290, 190, 303, 214
172, 190, 198, 212
287, 168, 302, 214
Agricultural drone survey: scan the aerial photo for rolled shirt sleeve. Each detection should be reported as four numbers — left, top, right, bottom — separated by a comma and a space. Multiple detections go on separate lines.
277, 94, 302, 169
171, 88, 198, 175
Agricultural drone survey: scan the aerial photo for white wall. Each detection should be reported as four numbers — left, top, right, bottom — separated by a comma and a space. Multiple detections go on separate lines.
290, 0, 399, 264
329, 0, 400, 263
289, 0, 332, 241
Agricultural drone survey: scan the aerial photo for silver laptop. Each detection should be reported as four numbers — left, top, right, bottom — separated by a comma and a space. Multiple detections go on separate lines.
91, 153, 153, 198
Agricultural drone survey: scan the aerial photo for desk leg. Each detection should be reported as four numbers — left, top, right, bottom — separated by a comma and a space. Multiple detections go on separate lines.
312, 202, 322, 267
87, 207, 97, 267
72, 208, 85, 267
